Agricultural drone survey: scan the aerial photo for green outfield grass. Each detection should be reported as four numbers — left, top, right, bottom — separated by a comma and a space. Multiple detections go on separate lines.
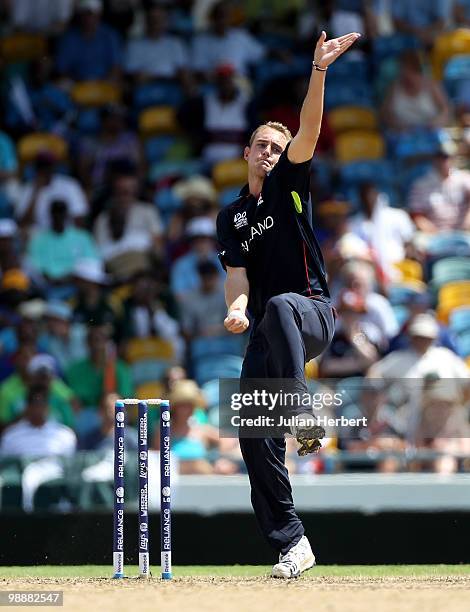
1, 565, 470, 579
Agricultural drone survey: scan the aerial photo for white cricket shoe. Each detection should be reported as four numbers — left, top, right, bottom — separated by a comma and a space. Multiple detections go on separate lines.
271, 536, 316, 579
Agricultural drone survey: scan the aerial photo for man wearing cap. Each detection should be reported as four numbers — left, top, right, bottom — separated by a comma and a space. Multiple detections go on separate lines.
56, 0, 122, 82
216, 31, 360, 577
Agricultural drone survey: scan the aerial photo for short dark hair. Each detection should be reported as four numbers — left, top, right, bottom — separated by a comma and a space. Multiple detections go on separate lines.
27, 384, 48, 405
197, 261, 219, 277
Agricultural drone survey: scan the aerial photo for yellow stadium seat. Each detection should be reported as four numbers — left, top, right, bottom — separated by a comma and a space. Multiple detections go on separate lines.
17, 133, 68, 163
139, 106, 178, 135
212, 158, 248, 190
71, 81, 121, 107
1, 33, 47, 63
394, 259, 423, 282
305, 359, 319, 379
329, 106, 377, 134
432, 29, 470, 79
437, 280, 470, 322
335, 130, 385, 163
126, 337, 175, 364
135, 381, 165, 401
466, 356, 470, 369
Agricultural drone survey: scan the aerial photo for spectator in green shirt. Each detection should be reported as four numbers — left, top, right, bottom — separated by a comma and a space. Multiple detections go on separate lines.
0, 350, 76, 429
66, 325, 133, 409
26, 199, 100, 285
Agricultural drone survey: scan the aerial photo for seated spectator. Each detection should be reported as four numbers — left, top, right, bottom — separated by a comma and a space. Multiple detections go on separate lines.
339, 379, 406, 473
0, 385, 76, 457
168, 176, 219, 255
0, 124, 18, 215
178, 63, 249, 163
350, 182, 415, 283
0, 301, 46, 359
26, 200, 100, 289
408, 142, 470, 233
0, 352, 76, 429
15, 152, 89, 231
411, 380, 470, 473
118, 269, 184, 362
7, 0, 74, 33
70, 259, 116, 329
56, 0, 122, 82
391, 0, 447, 47
180, 261, 227, 343
170, 217, 222, 302
389, 292, 458, 354
79, 392, 138, 451
381, 51, 449, 131
319, 289, 381, 378
191, 1, 266, 77
368, 313, 470, 381
78, 107, 142, 193
93, 167, 163, 269
153, 379, 238, 474
124, 3, 189, 81
0, 384, 76, 512
66, 325, 133, 409
39, 302, 88, 374
338, 260, 399, 344
6, 56, 74, 135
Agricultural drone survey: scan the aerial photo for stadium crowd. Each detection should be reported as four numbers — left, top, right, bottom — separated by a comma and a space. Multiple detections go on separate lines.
1, 0, 470, 509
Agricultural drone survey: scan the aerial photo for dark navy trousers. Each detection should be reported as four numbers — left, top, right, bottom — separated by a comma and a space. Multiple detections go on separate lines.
239, 293, 335, 555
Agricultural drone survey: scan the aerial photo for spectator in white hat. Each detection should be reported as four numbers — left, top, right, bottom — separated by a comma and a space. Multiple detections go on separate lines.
368, 313, 470, 380
70, 259, 116, 330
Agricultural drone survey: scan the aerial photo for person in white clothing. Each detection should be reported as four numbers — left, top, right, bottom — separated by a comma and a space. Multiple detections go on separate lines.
16, 152, 88, 230
191, 1, 265, 77
350, 182, 414, 283
0, 385, 76, 458
124, 3, 189, 81
0, 385, 76, 511
368, 313, 470, 380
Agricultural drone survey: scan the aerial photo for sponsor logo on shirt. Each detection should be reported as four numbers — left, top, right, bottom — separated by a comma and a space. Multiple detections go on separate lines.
233, 211, 248, 229
257, 194, 264, 207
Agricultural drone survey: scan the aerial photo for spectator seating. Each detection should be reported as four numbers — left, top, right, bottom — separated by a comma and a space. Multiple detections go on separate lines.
1, 33, 47, 63
71, 81, 121, 107
394, 259, 424, 283
194, 355, 243, 386
329, 106, 378, 134
432, 29, 470, 79
17, 132, 68, 164
125, 337, 176, 386
443, 54, 470, 101
427, 232, 470, 258
431, 257, 470, 289
133, 81, 184, 111
335, 130, 385, 163
437, 280, 470, 322
139, 106, 179, 136
449, 307, 470, 334
212, 159, 248, 190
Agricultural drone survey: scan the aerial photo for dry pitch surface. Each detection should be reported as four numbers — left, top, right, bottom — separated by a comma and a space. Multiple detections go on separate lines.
1, 566, 470, 612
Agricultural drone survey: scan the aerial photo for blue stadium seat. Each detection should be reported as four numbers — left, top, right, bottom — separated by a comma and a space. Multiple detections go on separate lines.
397, 161, 433, 200
372, 34, 420, 64
194, 355, 243, 386
327, 57, 370, 82
427, 232, 470, 258
456, 330, 470, 357
443, 54, 470, 100
191, 336, 244, 361
391, 129, 443, 159
254, 56, 311, 88
149, 159, 205, 182
325, 83, 373, 110
144, 135, 177, 164
449, 307, 470, 334
219, 185, 243, 207
133, 81, 183, 111
340, 160, 395, 186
